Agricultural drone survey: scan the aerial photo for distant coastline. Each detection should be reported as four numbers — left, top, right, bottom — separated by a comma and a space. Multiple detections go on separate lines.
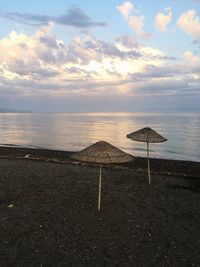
0, 108, 32, 113
0, 109, 200, 113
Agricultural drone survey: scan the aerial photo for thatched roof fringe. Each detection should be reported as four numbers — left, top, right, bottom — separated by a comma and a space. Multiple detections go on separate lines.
71, 140, 133, 164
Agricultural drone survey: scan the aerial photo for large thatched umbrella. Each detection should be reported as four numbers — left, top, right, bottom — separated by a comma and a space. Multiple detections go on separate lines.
127, 127, 167, 185
71, 140, 133, 211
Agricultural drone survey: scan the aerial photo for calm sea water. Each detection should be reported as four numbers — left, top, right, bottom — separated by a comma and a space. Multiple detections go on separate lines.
0, 112, 200, 162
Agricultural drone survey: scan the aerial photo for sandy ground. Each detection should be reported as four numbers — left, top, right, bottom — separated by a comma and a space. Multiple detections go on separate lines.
0, 147, 200, 266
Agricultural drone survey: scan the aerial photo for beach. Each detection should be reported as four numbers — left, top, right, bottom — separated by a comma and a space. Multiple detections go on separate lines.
0, 147, 200, 266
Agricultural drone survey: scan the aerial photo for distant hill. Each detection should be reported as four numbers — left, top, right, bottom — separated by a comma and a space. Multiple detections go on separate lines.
0, 108, 32, 113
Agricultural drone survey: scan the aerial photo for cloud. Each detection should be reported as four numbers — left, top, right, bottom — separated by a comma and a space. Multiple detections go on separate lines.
177, 9, 200, 38
140, 32, 153, 41
155, 9, 172, 32
183, 50, 199, 65
0, 6, 107, 28
128, 16, 153, 40
117, 2, 133, 20
133, 62, 199, 81
0, 25, 200, 112
117, 2, 152, 40
115, 35, 139, 49
129, 15, 144, 34
0, 26, 68, 85
0, 27, 144, 91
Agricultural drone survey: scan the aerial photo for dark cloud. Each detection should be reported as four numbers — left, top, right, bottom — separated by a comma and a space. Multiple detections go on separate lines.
115, 35, 139, 49
129, 63, 200, 83
66, 66, 97, 76
162, 55, 177, 61
193, 39, 200, 50
18, 43, 29, 49
72, 37, 141, 62
128, 71, 200, 98
5, 58, 60, 79
62, 37, 142, 65
1, 6, 107, 28
1, 12, 50, 26
141, 52, 177, 62
54, 7, 106, 28
100, 40, 141, 58
39, 36, 58, 49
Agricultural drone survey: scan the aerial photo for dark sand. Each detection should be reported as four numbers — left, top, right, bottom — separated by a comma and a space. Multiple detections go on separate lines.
0, 147, 200, 266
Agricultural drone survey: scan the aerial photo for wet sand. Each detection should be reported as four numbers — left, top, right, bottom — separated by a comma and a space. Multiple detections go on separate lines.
0, 146, 200, 266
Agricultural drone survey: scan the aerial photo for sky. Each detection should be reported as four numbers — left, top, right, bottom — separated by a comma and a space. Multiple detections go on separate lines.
0, 0, 200, 112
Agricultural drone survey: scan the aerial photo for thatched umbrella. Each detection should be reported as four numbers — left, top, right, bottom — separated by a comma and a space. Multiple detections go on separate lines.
127, 127, 167, 185
71, 140, 133, 211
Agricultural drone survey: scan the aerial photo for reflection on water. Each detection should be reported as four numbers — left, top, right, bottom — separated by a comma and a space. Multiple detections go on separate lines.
0, 112, 200, 162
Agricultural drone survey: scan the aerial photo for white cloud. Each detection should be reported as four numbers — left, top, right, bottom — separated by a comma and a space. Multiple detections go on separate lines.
0, 26, 161, 80
128, 15, 153, 40
117, 2, 133, 20
177, 9, 200, 38
0, 25, 200, 112
183, 50, 199, 65
128, 15, 144, 34
155, 9, 172, 32
117, 3, 152, 40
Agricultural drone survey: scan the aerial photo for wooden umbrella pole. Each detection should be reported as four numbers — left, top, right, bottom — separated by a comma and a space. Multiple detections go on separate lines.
147, 142, 151, 185
98, 165, 102, 211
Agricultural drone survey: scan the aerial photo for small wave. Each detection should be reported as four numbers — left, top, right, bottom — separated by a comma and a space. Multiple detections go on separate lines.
165, 150, 177, 154
0, 143, 22, 147
0, 143, 41, 149
134, 147, 154, 152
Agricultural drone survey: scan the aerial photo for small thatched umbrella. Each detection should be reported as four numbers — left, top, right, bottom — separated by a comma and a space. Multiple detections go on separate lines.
127, 127, 167, 185
71, 140, 133, 211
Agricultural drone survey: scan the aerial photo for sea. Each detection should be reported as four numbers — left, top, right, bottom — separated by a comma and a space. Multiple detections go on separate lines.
0, 112, 199, 162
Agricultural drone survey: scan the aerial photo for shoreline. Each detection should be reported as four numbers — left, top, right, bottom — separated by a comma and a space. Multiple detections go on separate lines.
0, 145, 200, 177
1, 141, 200, 163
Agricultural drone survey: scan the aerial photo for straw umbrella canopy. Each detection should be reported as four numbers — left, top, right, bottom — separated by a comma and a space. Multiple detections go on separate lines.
127, 127, 167, 184
71, 140, 133, 211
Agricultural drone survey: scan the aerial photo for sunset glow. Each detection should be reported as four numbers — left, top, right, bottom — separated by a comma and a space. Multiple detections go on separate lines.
0, 1, 199, 112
